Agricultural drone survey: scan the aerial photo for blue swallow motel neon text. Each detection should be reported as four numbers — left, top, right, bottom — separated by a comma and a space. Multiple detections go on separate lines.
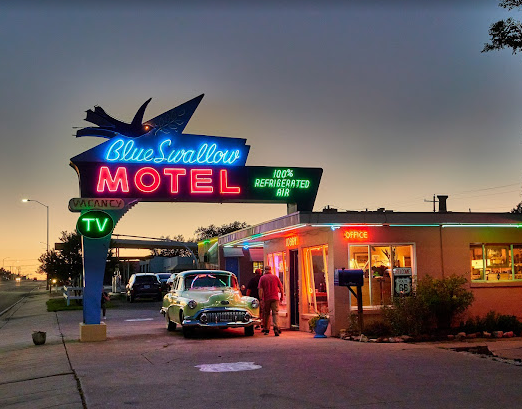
105, 138, 242, 166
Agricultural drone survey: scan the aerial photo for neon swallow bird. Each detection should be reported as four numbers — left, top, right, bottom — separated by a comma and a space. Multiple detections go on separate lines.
76, 94, 204, 139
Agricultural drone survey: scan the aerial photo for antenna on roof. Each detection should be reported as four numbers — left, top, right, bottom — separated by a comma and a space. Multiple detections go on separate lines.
424, 194, 436, 212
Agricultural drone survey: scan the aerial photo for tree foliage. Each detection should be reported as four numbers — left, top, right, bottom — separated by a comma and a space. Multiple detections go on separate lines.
511, 201, 522, 213
38, 230, 118, 284
194, 221, 249, 241
483, 1, 522, 54
149, 235, 195, 257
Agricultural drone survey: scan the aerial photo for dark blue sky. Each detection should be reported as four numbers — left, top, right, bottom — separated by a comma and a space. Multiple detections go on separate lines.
2, 2, 522, 274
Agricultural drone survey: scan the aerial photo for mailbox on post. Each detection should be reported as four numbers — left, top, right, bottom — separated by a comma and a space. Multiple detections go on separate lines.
335, 268, 364, 332
335, 269, 364, 287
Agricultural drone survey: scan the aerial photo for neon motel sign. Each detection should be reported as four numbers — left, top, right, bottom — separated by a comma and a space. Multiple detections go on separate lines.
71, 95, 324, 330
96, 166, 240, 195
70, 94, 323, 212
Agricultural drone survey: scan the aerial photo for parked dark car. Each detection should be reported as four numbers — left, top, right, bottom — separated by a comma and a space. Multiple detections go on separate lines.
126, 273, 162, 302
156, 273, 172, 292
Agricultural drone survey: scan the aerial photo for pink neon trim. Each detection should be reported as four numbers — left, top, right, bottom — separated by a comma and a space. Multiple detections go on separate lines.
219, 169, 240, 194
97, 166, 129, 192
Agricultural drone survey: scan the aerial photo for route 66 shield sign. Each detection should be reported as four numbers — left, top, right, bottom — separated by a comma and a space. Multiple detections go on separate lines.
394, 276, 412, 297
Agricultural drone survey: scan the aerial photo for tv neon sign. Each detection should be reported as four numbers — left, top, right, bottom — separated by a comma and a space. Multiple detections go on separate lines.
76, 210, 114, 239
105, 138, 242, 166
344, 230, 369, 241
96, 166, 241, 196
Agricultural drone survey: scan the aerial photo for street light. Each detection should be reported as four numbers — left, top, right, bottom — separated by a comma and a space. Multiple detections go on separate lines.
2, 257, 10, 269
22, 199, 49, 288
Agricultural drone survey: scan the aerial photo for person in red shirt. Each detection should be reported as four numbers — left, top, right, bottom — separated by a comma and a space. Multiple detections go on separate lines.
258, 265, 284, 336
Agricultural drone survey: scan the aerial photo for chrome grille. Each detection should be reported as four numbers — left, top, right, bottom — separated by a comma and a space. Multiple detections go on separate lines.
203, 311, 246, 323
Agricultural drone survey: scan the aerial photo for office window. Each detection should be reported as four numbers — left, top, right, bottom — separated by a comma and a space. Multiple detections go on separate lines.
349, 244, 414, 307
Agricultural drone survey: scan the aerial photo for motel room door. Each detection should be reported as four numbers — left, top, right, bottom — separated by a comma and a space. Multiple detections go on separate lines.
289, 250, 299, 328
225, 258, 240, 282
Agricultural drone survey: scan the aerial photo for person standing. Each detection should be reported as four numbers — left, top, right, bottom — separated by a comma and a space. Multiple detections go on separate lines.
246, 268, 263, 329
101, 289, 110, 320
258, 265, 284, 336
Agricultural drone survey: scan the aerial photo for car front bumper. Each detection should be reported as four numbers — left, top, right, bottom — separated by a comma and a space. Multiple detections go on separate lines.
182, 308, 260, 328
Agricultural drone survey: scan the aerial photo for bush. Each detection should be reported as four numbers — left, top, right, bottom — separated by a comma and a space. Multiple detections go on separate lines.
382, 274, 474, 335
459, 311, 522, 336
362, 320, 393, 337
416, 274, 474, 331
382, 294, 432, 336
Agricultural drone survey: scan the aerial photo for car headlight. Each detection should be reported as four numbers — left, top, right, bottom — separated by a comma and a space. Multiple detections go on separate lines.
187, 300, 197, 309
251, 299, 259, 309
200, 313, 208, 323
243, 312, 252, 322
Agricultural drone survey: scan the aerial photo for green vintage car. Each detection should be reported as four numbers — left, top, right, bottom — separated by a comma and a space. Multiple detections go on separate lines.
161, 270, 260, 338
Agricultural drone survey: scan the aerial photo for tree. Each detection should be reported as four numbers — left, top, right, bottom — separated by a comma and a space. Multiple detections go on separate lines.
483, 1, 522, 54
149, 235, 195, 257
38, 230, 118, 285
511, 201, 522, 213
194, 221, 249, 241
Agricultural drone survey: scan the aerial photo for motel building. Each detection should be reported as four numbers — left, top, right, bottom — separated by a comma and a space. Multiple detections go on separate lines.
212, 198, 522, 337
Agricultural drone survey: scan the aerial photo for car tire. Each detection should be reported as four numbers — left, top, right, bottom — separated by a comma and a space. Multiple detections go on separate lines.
166, 315, 177, 332
182, 325, 195, 338
244, 325, 255, 336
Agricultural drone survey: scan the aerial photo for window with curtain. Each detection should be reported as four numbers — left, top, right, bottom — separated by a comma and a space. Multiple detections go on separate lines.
302, 245, 328, 314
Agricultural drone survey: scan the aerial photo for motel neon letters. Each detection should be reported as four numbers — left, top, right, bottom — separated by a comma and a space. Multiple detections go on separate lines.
96, 166, 241, 195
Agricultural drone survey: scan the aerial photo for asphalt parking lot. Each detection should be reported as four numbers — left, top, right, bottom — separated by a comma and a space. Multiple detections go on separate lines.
3, 290, 522, 409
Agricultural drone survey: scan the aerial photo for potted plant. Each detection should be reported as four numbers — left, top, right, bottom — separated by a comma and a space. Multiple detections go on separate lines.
309, 312, 330, 338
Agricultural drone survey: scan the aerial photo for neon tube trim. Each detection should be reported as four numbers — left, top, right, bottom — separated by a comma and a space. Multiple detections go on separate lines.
163, 168, 186, 194
135, 167, 161, 193
190, 169, 213, 194
220, 170, 240, 194
105, 138, 242, 166
97, 166, 129, 192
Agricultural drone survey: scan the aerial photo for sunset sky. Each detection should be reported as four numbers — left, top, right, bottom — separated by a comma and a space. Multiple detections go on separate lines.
2, 1, 522, 277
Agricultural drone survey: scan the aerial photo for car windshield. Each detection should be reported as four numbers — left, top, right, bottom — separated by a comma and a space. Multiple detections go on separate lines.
184, 273, 237, 290
156, 274, 171, 280
135, 275, 159, 284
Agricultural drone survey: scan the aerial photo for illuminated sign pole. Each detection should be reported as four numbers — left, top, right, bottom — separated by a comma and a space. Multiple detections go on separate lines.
70, 94, 322, 340
76, 205, 135, 328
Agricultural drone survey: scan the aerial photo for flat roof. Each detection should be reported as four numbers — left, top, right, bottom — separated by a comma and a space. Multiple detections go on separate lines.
219, 210, 522, 246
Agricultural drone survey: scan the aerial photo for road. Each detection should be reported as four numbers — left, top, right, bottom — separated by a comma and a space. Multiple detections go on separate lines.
0, 279, 42, 314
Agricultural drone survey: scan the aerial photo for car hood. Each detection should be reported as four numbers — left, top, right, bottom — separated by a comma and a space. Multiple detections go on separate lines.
181, 289, 252, 307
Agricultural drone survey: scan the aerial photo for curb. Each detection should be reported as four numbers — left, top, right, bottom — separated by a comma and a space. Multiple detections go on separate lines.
0, 286, 42, 317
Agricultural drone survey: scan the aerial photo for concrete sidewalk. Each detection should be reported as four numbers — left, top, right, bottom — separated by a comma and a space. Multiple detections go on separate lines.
0, 288, 84, 409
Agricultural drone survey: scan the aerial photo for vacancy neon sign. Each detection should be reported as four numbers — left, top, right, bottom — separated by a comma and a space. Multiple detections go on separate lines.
96, 166, 241, 195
